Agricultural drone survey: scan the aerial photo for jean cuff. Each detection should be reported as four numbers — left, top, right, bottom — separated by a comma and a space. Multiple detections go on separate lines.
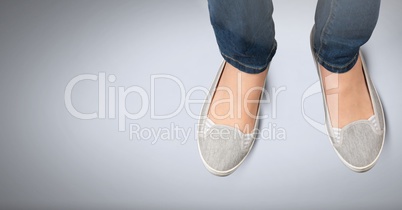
316, 52, 359, 74
220, 42, 277, 74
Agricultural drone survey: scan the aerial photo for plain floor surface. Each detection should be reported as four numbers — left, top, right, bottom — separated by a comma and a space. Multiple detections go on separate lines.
0, 0, 401, 209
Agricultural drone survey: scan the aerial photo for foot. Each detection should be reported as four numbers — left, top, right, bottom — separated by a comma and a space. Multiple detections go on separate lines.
207, 62, 267, 134
320, 56, 374, 128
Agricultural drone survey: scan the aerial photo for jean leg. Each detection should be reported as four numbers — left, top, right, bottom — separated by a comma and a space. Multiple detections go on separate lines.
313, 0, 381, 73
208, 0, 277, 74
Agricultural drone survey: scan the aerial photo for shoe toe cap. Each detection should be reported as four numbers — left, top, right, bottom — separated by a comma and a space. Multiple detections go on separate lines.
333, 122, 383, 170
198, 126, 250, 174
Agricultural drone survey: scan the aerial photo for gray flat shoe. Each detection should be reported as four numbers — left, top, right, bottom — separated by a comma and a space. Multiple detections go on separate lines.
311, 30, 386, 172
197, 61, 266, 176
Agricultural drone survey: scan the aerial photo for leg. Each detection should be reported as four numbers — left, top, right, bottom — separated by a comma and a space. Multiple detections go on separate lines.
208, 0, 277, 74
198, 1, 276, 176
313, 0, 380, 128
207, 0, 276, 133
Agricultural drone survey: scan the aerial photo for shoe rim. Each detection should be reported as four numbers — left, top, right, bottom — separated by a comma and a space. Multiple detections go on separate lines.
197, 61, 267, 176
310, 27, 386, 172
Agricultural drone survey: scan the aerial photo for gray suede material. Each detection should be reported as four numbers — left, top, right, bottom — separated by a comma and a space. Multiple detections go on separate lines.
199, 125, 252, 172
335, 122, 382, 168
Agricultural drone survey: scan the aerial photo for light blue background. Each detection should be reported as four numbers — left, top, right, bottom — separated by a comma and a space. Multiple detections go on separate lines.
0, 0, 401, 209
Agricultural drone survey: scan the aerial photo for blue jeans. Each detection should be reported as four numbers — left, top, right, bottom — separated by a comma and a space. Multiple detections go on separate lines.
208, 0, 380, 74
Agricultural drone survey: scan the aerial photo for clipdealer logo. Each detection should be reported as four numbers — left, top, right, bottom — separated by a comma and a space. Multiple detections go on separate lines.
64, 72, 291, 143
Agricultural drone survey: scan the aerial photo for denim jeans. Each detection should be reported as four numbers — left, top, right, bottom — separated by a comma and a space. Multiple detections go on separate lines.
208, 0, 380, 74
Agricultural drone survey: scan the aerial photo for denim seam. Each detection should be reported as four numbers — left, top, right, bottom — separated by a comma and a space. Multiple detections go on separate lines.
265, 40, 277, 67
221, 41, 277, 72
221, 53, 261, 70
317, 0, 336, 57
318, 52, 359, 69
